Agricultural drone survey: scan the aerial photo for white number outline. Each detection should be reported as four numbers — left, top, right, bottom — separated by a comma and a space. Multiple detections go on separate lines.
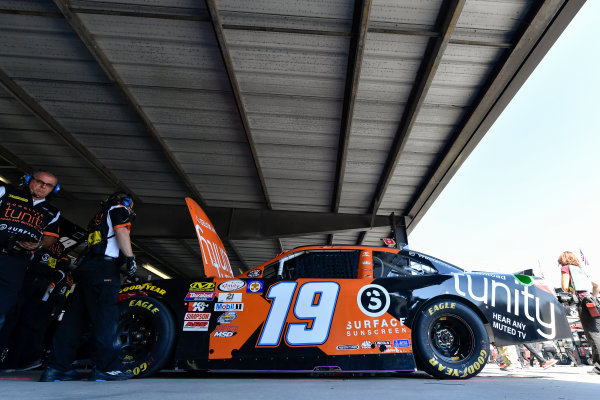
258, 281, 340, 347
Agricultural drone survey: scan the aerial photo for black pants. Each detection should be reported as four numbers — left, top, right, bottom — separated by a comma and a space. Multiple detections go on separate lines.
0, 252, 31, 334
579, 304, 600, 368
48, 257, 121, 372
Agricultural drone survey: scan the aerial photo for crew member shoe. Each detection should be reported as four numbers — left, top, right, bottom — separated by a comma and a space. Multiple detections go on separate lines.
541, 359, 558, 369
588, 366, 600, 375
39, 367, 85, 382
89, 368, 134, 381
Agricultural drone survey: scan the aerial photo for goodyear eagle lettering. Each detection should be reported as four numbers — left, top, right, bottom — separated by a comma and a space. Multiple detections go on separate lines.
129, 299, 159, 314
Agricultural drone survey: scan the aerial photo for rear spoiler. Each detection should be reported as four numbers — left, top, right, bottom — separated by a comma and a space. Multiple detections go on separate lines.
185, 198, 234, 278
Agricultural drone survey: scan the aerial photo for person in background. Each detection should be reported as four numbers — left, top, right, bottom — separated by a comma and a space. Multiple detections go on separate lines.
0, 171, 61, 353
558, 250, 600, 375
40, 193, 137, 382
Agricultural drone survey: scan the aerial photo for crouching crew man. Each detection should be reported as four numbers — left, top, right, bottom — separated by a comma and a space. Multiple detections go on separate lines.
40, 193, 137, 382
0, 172, 61, 349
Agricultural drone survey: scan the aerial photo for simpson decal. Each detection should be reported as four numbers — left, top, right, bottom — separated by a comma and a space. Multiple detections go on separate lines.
184, 312, 210, 321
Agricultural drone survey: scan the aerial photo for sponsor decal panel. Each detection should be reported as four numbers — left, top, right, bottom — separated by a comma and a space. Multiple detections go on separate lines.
183, 320, 209, 332
336, 344, 359, 351
185, 292, 216, 301
189, 282, 215, 292
247, 269, 261, 278
184, 312, 211, 321
213, 325, 238, 337
218, 280, 246, 292
187, 302, 210, 312
361, 340, 372, 349
357, 284, 390, 317
346, 317, 407, 338
246, 280, 263, 293
217, 311, 237, 324
394, 339, 410, 348
214, 302, 243, 312
217, 292, 242, 303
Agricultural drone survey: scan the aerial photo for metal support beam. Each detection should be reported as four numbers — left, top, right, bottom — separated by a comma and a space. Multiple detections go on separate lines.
52, 0, 207, 208
205, 0, 272, 209
50, 199, 392, 241
358, 0, 465, 245
0, 67, 135, 199
368, 0, 465, 217
391, 213, 408, 248
332, 0, 372, 212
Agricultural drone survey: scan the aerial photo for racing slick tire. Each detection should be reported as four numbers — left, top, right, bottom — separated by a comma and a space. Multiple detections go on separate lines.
117, 296, 176, 378
413, 300, 490, 379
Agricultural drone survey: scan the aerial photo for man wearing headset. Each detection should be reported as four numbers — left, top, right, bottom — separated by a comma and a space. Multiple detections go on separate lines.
0, 171, 61, 337
41, 192, 137, 382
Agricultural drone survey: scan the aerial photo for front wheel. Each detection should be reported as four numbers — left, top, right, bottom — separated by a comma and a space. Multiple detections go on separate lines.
116, 296, 176, 378
413, 300, 489, 379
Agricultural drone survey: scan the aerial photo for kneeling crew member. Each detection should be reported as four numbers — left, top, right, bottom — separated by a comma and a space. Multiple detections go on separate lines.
41, 193, 137, 382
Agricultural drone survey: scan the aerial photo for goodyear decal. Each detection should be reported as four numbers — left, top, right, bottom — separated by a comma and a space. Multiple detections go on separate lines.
120, 283, 167, 296
428, 349, 488, 378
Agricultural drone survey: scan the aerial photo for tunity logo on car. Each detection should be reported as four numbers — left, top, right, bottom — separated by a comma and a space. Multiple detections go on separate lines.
356, 284, 390, 317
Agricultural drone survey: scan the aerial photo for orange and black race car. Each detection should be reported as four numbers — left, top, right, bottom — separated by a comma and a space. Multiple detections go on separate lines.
116, 199, 571, 379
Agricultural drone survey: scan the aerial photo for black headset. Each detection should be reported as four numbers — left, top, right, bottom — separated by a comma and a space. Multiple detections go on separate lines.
23, 173, 60, 194
105, 192, 133, 208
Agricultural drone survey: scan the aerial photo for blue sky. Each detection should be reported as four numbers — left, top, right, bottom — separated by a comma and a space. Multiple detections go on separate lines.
409, 0, 600, 287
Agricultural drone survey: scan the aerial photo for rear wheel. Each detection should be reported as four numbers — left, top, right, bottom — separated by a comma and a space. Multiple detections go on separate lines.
413, 300, 489, 379
116, 296, 176, 378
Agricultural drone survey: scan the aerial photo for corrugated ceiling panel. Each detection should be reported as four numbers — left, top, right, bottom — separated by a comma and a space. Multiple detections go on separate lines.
0, 86, 115, 199
78, 12, 265, 209
0, 10, 190, 203
370, 0, 443, 29
230, 240, 280, 269
339, 31, 429, 214
226, 27, 348, 212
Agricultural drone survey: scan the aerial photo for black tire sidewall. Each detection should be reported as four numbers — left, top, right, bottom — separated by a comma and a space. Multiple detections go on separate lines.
413, 300, 489, 379
118, 296, 175, 378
